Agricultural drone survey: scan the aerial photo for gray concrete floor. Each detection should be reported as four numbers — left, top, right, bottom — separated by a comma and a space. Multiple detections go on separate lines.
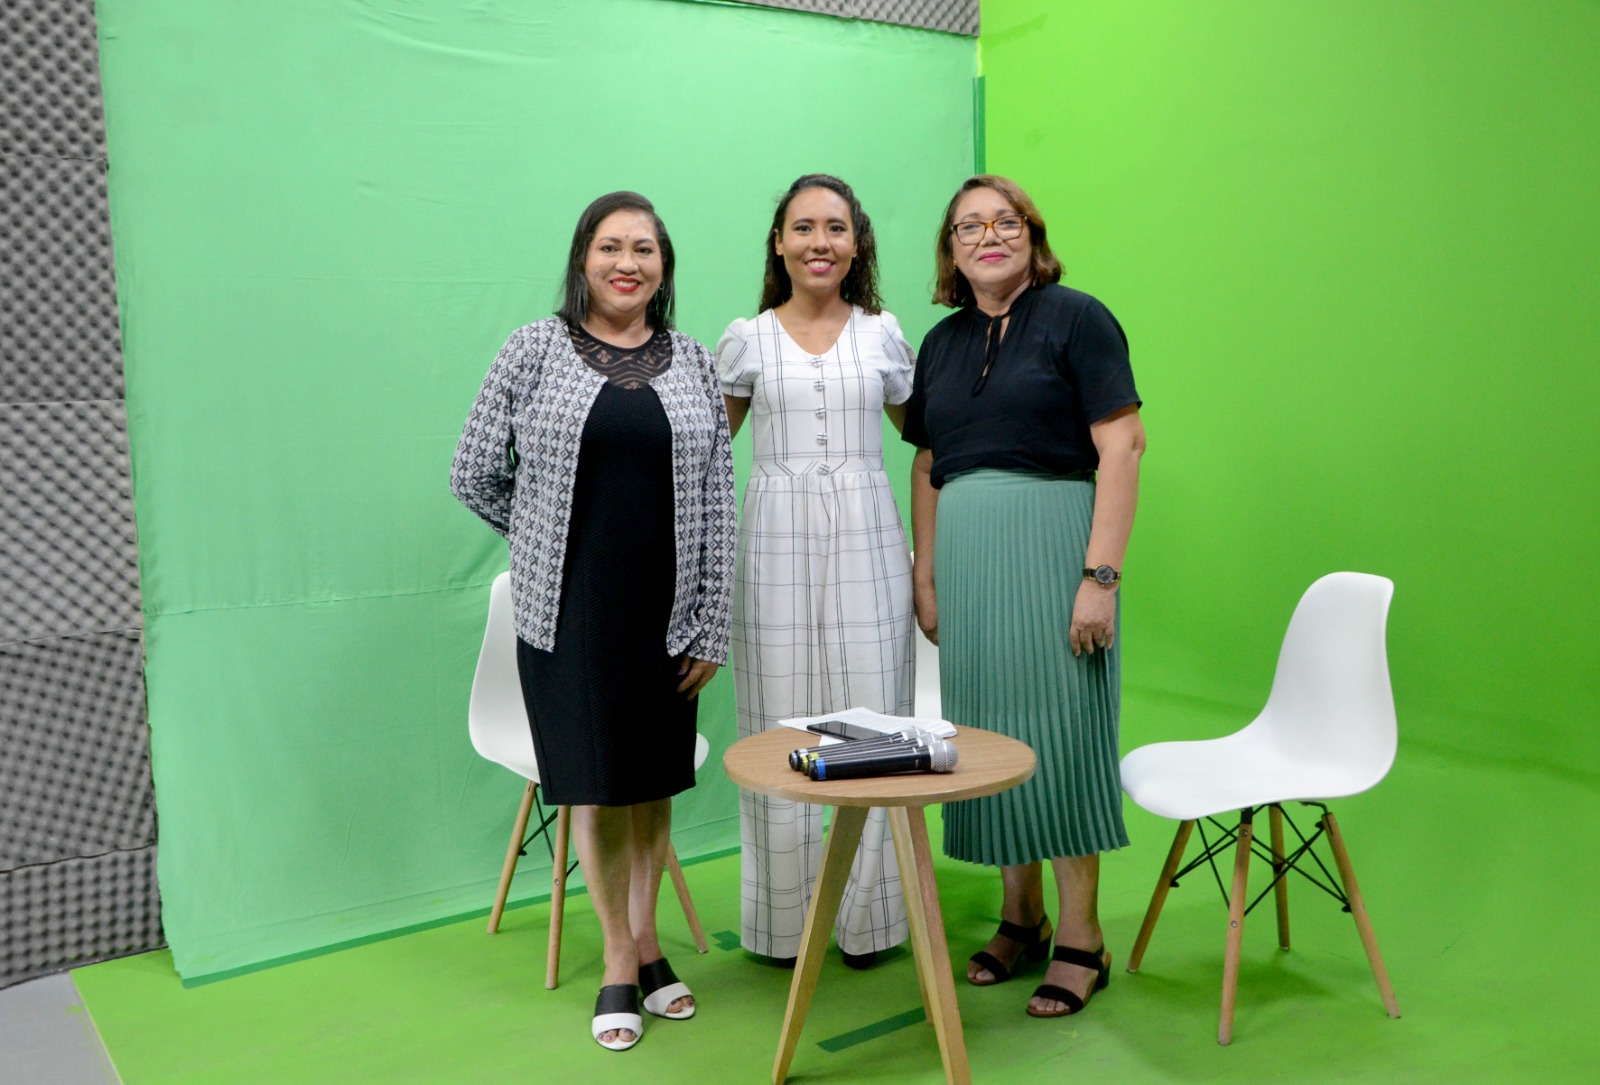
0, 973, 120, 1085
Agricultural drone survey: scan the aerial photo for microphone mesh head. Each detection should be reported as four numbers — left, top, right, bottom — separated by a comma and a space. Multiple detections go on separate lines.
927, 739, 959, 772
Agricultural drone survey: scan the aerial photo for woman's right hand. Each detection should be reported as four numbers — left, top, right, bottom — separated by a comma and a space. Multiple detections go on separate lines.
676, 656, 720, 699
909, 450, 940, 646
914, 580, 939, 645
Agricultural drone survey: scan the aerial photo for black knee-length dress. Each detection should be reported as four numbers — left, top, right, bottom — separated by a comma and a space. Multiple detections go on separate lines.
515, 328, 697, 807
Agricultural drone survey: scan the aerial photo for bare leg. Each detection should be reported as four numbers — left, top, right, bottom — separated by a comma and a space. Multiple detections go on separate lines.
630, 798, 692, 1014
1030, 853, 1106, 1015
570, 803, 639, 1045
967, 861, 1048, 983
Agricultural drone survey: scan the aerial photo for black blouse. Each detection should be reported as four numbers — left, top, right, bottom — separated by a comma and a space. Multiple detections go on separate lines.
902, 284, 1140, 488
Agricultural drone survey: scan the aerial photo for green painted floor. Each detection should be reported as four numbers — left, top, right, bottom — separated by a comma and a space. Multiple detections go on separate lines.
75, 745, 1597, 1084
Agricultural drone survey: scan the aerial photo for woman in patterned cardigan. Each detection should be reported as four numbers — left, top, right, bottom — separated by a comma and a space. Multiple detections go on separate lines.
452, 192, 736, 1051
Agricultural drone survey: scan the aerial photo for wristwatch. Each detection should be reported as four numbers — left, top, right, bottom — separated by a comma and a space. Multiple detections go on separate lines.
1083, 564, 1121, 587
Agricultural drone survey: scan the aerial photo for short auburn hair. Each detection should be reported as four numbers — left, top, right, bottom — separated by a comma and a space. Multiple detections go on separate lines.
932, 175, 1062, 308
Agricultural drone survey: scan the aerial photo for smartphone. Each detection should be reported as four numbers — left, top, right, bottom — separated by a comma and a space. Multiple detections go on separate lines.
805, 719, 882, 743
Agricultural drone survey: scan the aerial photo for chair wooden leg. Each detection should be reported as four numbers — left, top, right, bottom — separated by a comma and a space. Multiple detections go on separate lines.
1323, 812, 1401, 1019
1219, 809, 1254, 1046
1269, 805, 1291, 951
665, 843, 709, 954
489, 781, 537, 935
1127, 819, 1194, 972
545, 803, 571, 990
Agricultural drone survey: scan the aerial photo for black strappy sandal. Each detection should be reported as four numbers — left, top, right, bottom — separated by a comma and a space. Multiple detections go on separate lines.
967, 915, 1053, 987
1026, 945, 1111, 1018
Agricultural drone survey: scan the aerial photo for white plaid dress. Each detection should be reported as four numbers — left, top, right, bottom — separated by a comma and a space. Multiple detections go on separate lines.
715, 307, 916, 958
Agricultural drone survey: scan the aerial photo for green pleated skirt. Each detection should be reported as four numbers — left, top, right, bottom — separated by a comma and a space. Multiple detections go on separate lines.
937, 469, 1129, 866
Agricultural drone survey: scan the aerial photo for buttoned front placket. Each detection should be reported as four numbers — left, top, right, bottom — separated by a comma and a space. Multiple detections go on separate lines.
810, 352, 832, 475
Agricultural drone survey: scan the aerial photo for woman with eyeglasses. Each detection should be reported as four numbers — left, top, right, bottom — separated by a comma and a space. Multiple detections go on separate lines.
716, 174, 914, 971
452, 191, 736, 1051
902, 175, 1146, 1020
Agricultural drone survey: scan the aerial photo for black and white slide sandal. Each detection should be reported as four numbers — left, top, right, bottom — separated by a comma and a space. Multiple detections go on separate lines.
639, 957, 695, 1020
592, 984, 643, 1051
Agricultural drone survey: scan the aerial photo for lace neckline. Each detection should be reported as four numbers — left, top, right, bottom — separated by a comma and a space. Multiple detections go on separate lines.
569, 324, 672, 389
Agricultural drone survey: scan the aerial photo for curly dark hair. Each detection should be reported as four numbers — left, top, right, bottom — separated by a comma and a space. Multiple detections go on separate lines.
932, 175, 1062, 309
759, 174, 882, 315
557, 191, 676, 330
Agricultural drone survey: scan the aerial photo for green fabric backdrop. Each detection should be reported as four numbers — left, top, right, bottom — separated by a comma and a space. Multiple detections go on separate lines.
979, 0, 1600, 772
97, 0, 974, 981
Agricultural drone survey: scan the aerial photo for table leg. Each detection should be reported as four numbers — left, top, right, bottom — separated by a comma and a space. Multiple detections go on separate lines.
886, 807, 937, 1027
890, 806, 971, 1085
774, 805, 868, 1085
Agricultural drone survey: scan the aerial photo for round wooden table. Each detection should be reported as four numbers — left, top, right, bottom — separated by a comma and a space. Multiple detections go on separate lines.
724, 725, 1036, 1085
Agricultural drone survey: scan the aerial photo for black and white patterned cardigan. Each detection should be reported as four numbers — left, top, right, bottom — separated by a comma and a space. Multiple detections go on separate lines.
450, 318, 737, 662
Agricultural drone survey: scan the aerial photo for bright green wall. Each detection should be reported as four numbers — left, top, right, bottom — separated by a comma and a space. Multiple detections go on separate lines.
97, 0, 973, 980
980, 0, 1600, 771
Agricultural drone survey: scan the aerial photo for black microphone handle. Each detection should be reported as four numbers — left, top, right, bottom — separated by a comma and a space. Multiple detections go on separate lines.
808, 740, 957, 780
807, 736, 935, 767
791, 732, 911, 771
805, 726, 929, 755
789, 728, 927, 771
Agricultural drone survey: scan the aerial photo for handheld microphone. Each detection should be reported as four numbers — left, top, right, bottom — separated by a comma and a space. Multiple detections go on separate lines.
788, 727, 932, 772
807, 738, 958, 781
807, 735, 937, 766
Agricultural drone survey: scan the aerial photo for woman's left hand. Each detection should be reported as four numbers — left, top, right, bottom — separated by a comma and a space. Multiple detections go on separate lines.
1069, 581, 1117, 657
676, 656, 719, 698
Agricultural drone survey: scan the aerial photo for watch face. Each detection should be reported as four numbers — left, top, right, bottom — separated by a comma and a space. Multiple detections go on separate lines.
1093, 565, 1118, 585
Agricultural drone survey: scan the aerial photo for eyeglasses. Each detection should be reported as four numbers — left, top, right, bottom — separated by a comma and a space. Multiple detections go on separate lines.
950, 216, 1026, 245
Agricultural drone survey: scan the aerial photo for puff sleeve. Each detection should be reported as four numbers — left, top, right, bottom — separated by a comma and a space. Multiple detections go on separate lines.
878, 309, 916, 406
715, 317, 758, 398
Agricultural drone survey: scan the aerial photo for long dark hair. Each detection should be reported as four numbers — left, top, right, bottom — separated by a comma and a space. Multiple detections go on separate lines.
556, 191, 676, 329
932, 175, 1062, 309
759, 174, 882, 315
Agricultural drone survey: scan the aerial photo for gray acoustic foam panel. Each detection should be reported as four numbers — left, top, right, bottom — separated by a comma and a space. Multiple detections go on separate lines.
0, 402, 141, 643
1, 0, 116, 404
1, 154, 125, 403
0, 632, 154, 868
2, 0, 163, 987
0, 0, 105, 160
0, 848, 161, 986
731, 0, 979, 36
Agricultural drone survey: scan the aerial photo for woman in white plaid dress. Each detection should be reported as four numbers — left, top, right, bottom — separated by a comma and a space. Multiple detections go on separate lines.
716, 175, 915, 966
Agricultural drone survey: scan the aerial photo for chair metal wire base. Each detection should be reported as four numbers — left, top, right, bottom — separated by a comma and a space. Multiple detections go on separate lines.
1180, 803, 1348, 918
1126, 803, 1401, 1045
520, 790, 578, 882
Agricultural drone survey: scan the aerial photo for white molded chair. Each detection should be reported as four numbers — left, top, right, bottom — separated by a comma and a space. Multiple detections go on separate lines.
913, 623, 942, 720
469, 571, 709, 989
1120, 572, 1401, 1044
